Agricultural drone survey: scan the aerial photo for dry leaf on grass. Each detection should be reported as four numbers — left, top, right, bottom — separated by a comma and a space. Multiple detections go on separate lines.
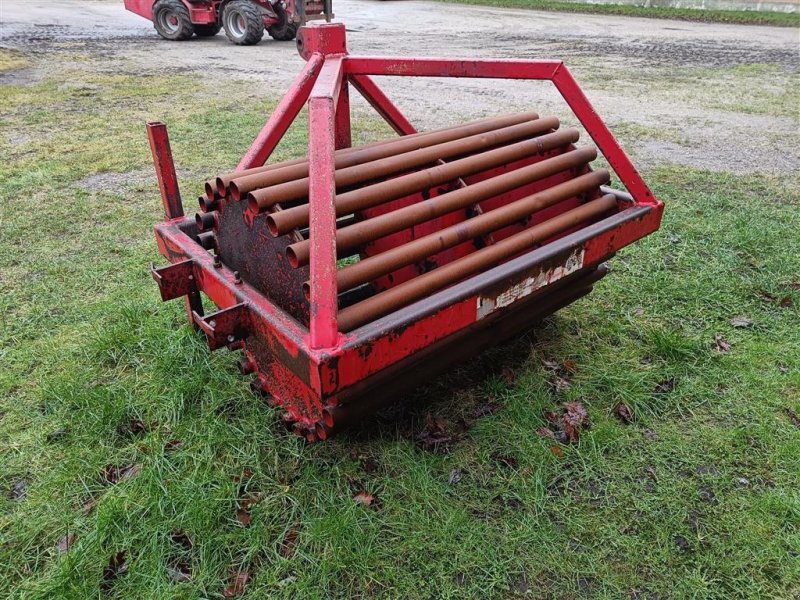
353, 490, 374, 507
222, 570, 250, 597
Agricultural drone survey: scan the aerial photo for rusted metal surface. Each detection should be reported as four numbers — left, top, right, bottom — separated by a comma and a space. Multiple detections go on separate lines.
246, 116, 556, 208
330, 170, 611, 295
237, 111, 541, 205
286, 145, 598, 267
148, 22, 664, 441
147, 122, 183, 220
337, 194, 618, 331
267, 127, 579, 236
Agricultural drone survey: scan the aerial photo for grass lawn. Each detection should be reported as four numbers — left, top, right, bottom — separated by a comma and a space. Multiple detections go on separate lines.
1, 47, 799, 599
434, 0, 800, 27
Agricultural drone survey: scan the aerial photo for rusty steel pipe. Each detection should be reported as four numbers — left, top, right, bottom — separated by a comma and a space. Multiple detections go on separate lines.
246, 115, 557, 209
217, 113, 536, 197
328, 169, 610, 293
286, 146, 598, 268
198, 195, 219, 213
268, 127, 580, 237
228, 111, 541, 201
212, 157, 309, 199
336, 194, 618, 331
195, 211, 218, 232
196, 231, 217, 251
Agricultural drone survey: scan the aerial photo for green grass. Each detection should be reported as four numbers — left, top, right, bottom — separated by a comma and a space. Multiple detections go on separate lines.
1, 50, 799, 600
435, 0, 800, 26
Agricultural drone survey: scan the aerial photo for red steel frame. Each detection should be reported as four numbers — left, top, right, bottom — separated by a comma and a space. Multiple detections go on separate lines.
150, 23, 664, 440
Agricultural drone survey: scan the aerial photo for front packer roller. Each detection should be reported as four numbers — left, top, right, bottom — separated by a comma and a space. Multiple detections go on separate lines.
148, 23, 664, 442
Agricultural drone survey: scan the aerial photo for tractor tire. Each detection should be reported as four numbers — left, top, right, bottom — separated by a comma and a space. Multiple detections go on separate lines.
267, 5, 298, 42
194, 23, 222, 37
222, 0, 265, 46
152, 0, 195, 41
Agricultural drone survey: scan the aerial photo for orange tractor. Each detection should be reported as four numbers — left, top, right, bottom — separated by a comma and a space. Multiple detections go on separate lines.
124, 0, 330, 45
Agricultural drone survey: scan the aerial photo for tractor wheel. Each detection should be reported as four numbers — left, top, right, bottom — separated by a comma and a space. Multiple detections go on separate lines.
222, 0, 265, 46
267, 5, 298, 42
194, 23, 222, 37
152, 0, 195, 41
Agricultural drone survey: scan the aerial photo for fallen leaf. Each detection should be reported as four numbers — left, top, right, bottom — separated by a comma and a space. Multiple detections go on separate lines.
164, 439, 183, 453
57, 533, 76, 554
614, 403, 634, 424
562, 401, 589, 443
448, 468, 463, 485
713, 334, 731, 353
10, 479, 28, 501
494, 454, 518, 469
787, 409, 800, 429
166, 564, 192, 583
552, 376, 571, 393
278, 525, 300, 558
563, 359, 578, 374
541, 359, 559, 370
353, 490, 374, 507
237, 507, 252, 526
222, 570, 250, 597
779, 296, 793, 308
416, 414, 452, 452
543, 411, 560, 426
472, 401, 502, 418
101, 551, 128, 591
654, 377, 676, 395
536, 427, 555, 439
119, 463, 142, 482
101, 463, 142, 485
731, 315, 753, 328
550, 445, 564, 458
119, 418, 147, 437
501, 367, 517, 385
756, 289, 776, 302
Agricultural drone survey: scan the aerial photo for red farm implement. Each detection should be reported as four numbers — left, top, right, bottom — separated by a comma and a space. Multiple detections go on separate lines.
124, 0, 331, 45
149, 23, 664, 441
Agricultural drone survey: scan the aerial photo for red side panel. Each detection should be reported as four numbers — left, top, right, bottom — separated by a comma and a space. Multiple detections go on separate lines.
124, 0, 154, 20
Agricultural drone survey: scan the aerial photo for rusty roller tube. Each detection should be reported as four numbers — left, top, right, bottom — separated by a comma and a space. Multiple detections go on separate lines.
198, 195, 219, 213
228, 111, 540, 201
195, 211, 218, 232
268, 127, 579, 237
247, 116, 557, 209
196, 231, 217, 251
287, 145, 598, 268
327, 169, 610, 294
216, 114, 522, 197
336, 194, 619, 332
210, 157, 309, 200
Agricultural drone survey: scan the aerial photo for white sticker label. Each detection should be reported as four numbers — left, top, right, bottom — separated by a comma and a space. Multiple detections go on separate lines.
476, 248, 585, 319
